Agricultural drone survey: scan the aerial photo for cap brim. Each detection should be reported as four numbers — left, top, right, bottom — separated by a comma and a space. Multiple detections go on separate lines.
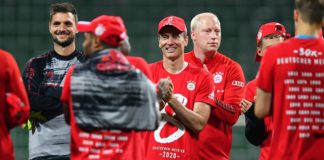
77, 21, 92, 32
158, 25, 184, 34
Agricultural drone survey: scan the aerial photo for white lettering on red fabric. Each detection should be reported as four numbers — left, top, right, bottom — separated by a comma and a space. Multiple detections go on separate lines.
154, 94, 187, 144
293, 48, 322, 57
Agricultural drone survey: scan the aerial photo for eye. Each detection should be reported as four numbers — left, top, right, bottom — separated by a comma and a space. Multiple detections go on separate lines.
52, 22, 60, 26
65, 21, 73, 27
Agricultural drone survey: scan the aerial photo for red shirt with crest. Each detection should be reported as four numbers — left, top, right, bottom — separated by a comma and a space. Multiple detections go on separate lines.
185, 51, 245, 160
145, 61, 215, 160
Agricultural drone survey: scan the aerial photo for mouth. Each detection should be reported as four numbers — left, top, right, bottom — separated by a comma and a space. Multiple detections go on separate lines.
166, 47, 177, 53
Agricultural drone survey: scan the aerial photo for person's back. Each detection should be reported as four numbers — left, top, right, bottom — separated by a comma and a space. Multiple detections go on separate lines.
62, 15, 159, 160
258, 38, 324, 159
0, 49, 30, 160
255, 1, 324, 159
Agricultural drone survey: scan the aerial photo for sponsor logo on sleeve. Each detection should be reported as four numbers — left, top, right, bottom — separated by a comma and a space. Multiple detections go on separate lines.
232, 80, 244, 87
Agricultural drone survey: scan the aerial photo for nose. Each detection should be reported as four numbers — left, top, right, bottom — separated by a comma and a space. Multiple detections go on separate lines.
211, 31, 218, 39
166, 37, 175, 45
58, 24, 67, 31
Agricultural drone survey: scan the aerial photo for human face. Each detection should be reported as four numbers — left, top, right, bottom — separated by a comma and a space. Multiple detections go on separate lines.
191, 15, 221, 54
49, 12, 78, 47
257, 35, 284, 57
159, 27, 188, 60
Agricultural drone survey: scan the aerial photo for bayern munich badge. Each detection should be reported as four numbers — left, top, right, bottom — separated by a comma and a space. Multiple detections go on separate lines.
213, 72, 223, 84
187, 81, 196, 91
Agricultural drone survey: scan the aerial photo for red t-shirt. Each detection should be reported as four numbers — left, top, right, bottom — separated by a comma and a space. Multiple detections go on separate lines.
61, 55, 152, 160
245, 78, 272, 160
0, 49, 30, 160
257, 37, 324, 160
145, 61, 215, 160
185, 51, 245, 160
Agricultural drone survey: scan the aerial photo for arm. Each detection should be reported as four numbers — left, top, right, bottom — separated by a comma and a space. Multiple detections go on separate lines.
244, 102, 266, 146
255, 88, 272, 119
160, 77, 211, 134
22, 58, 63, 115
213, 64, 246, 125
168, 98, 211, 134
5, 52, 30, 129
60, 66, 75, 125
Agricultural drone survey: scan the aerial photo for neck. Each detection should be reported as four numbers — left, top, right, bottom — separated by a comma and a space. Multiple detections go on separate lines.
53, 42, 76, 56
163, 56, 187, 74
295, 20, 322, 37
193, 47, 216, 63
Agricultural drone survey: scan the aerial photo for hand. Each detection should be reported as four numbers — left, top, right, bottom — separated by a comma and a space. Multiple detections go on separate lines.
157, 77, 174, 102
240, 99, 252, 114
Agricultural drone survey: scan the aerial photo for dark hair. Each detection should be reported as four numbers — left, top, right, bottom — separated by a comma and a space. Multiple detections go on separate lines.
295, 0, 324, 25
49, 2, 78, 23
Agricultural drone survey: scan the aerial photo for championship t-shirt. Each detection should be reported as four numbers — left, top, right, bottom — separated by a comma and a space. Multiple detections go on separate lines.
146, 61, 215, 160
257, 37, 324, 160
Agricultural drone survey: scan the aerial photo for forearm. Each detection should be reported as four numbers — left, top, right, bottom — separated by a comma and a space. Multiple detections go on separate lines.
213, 98, 241, 125
167, 98, 209, 133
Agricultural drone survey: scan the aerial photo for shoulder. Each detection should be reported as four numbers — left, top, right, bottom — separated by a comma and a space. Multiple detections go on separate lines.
26, 51, 51, 66
217, 52, 240, 66
187, 64, 210, 78
0, 49, 14, 66
149, 61, 162, 69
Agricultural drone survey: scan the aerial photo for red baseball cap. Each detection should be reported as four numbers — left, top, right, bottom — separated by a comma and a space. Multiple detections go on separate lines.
158, 16, 187, 33
77, 15, 127, 46
255, 22, 288, 61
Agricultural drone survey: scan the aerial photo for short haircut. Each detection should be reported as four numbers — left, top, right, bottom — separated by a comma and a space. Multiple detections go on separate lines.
295, 0, 324, 25
190, 12, 220, 32
49, 2, 78, 23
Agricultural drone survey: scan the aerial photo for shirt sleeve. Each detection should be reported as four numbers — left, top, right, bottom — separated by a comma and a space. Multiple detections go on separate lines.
22, 58, 63, 116
257, 48, 275, 93
213, 63, 246, 125
245, 80, 256, 102
4, 51, 30, 129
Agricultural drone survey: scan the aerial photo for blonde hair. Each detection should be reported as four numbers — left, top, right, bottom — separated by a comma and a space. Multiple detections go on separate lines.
190, 12, 220, 31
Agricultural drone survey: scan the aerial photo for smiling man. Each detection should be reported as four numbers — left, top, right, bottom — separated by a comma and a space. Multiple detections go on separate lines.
23, 2, 85, 160
146, 15, 215, 160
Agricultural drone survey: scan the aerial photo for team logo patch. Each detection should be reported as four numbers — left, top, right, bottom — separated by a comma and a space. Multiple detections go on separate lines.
187, 81, 196, 91
95, 24, 106, 36
213, 72, 223, 84
208, 92, 214, 100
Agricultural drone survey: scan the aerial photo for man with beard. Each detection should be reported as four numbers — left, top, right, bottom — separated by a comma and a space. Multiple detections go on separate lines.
22, 2, 85, 160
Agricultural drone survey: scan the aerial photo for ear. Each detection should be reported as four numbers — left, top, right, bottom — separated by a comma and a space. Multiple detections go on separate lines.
191, 31, 196, 41
184, 35, 189, 47
294, 9, 298, 23
93, 36, 103, 49
257, 47, 262, 56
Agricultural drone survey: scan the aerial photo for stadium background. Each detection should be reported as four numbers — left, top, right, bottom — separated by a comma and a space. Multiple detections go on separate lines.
0, 0, 295, 159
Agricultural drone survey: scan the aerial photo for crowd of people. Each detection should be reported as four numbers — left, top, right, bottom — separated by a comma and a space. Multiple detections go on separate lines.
0, 0, 323, 160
